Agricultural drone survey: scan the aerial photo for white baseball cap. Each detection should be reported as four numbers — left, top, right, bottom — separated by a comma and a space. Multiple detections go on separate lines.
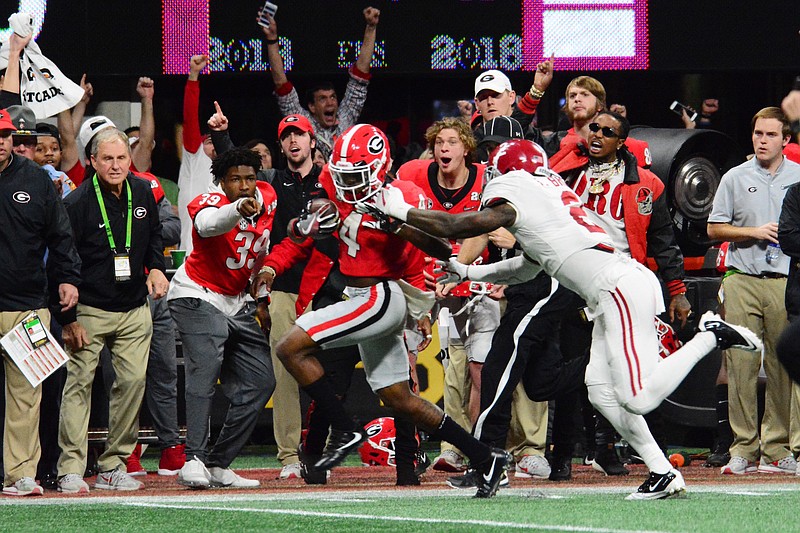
79, 115, 116, 153
474, 70, 512, 98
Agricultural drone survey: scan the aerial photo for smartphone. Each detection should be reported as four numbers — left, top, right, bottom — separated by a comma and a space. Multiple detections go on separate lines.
670, 101, 698, 122
23, 314, 48, 348
258, 1, 278, 29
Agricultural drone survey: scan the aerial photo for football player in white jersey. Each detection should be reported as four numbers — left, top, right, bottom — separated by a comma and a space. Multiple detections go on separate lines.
363, 139, 763, 500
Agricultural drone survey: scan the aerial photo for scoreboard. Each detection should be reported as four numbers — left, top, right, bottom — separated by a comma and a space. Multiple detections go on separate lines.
162, 0, 650, 75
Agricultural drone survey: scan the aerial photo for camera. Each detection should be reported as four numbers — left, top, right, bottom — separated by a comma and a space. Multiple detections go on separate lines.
669, 101, 698, 122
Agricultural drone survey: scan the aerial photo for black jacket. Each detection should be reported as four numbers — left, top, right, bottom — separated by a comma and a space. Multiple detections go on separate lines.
55, 172, 165, 324
779, 182, 800, 318
0, 155, 81, 311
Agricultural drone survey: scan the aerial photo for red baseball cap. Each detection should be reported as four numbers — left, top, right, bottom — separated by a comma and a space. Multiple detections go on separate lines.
0, 108, 18, 132
278, 114, 314, 139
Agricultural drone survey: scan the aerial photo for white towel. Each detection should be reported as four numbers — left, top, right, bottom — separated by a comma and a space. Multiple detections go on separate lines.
0, 13, 84, 118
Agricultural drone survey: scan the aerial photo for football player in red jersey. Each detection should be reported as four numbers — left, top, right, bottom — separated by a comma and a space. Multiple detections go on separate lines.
167, 148, 278, 489
254, 124, 512, 498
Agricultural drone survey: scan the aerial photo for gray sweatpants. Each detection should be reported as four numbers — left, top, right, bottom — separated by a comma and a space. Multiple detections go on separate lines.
168, 298, 275, 468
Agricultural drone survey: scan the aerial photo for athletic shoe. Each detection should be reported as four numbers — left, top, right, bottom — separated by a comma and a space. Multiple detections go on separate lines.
432, 450, 467, 472
548, 456, 572, 481
758, 455, 797, 474
475, 449, 514, 499
2, 477, 43, 496
58, 473, 90, 494
207, 467, 260, 488
95, 466, 144, 491
313, 428, 366, 471
158, 444, 186, 476
720, 456, 757, 475
127, 444, 146, 477
396, 469, 421, 486
625, 469, 686, 500
583, 451, 595, 466
698, 312, 763, 351
447, 468, 509, 489
39, 473, 58, 491
592, 446, 630, 476
414, 450, 432, 477
178, 456, 211, 488
515, 454, 551, 479
279, 463, 302, 480
298, 443, 329, 485
704, 442, 731, 468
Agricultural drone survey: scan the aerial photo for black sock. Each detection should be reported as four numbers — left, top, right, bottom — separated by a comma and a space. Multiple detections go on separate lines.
393, 415, 417, 472
715, 384, 733, 447
302, 378, 355, 431
430, 415, 491, 467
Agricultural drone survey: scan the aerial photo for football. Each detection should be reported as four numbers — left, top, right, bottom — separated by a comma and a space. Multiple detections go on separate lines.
300, 197, 340, 240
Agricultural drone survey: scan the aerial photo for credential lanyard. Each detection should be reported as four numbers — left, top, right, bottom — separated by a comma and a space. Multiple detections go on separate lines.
93, 174, 132, 253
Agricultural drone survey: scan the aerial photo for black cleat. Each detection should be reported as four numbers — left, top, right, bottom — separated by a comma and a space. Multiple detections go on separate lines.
592, 446, 630, 476
474, 449, 513, 499
448, 468, 510, 489
704, 442, 731, 468
625, 469, 686, 500
414, 450, 432, 477
313, 428, 366, 472
395, 469, 421, 486
548, 456, 572, 481
698, 312, 763, 351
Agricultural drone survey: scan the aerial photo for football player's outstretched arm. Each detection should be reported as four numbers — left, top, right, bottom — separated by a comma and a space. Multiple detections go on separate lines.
395, 224, 452, 261
370, 185, 516, 240
406, 204, 515, 240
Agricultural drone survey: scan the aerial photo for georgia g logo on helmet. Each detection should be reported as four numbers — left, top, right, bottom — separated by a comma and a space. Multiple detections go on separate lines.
367, 134, 385, 155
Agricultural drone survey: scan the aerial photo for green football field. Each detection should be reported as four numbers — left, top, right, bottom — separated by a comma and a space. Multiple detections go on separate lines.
2, 482, 798, 532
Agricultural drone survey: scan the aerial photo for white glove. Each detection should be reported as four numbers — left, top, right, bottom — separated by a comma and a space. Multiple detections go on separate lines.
433, 258, 469, 285
370, 186, 413, 221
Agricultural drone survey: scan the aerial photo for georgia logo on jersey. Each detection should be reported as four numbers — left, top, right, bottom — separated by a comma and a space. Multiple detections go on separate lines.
12, 191, 30, 203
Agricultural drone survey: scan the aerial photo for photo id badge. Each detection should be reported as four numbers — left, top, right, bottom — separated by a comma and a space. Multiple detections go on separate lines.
23, 313, 49, 348
114, 253, 132, 282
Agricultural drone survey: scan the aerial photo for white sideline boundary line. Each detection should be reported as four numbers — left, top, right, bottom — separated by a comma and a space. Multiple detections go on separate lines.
0, 484, 795, 507
123, 500, 668, 533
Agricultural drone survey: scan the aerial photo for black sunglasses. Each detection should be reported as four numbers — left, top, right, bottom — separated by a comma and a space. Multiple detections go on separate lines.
588, 123, 619, 138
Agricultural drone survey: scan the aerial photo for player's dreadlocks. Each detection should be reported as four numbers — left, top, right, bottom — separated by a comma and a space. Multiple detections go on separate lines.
211, 147, 261, 183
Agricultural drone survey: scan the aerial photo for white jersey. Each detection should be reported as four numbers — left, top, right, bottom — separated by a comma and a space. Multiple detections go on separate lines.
482, 170, 632, 305
177, 147, 214, 254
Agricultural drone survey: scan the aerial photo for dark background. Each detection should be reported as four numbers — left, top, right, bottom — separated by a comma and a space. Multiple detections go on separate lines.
8, 0, 800, 181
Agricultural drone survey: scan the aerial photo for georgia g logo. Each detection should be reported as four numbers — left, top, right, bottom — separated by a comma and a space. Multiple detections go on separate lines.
133, 206, 147, 219
12, 191, 31, 203
367, 134, 385, 155
479, 74, 495, 83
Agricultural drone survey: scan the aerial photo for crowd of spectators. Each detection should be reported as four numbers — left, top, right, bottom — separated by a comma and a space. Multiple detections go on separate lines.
0, 5, 799, 498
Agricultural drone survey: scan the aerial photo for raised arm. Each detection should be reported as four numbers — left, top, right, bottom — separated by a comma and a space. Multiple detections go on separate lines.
131, 76, 155, 172
354, 7, 380, 74
183, 55, 208, 153
260, 12, 287, 88
71, 74, 92, 133
2, 32, 32, 97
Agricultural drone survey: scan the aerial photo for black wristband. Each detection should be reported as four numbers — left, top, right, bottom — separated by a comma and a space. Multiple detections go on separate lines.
265, 37, 279, 45
791, 119, 800, 136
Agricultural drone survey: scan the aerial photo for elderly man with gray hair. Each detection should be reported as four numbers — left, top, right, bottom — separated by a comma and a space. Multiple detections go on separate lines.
54, 128, 168, 494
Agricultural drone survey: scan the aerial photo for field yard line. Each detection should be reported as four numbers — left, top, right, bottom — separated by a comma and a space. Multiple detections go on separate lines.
125, 501, 671, 533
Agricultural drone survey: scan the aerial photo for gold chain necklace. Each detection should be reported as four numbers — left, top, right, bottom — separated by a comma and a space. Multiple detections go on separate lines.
587, 159, 623, 194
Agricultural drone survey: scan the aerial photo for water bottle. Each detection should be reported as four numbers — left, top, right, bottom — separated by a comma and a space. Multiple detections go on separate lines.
766, 242, 781, 265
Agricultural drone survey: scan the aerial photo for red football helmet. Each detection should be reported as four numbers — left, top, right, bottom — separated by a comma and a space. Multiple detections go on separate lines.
359, 417, 396, 466
655, 316, 683, 359
330, 124, 390, 203
485, 139, 549, 183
